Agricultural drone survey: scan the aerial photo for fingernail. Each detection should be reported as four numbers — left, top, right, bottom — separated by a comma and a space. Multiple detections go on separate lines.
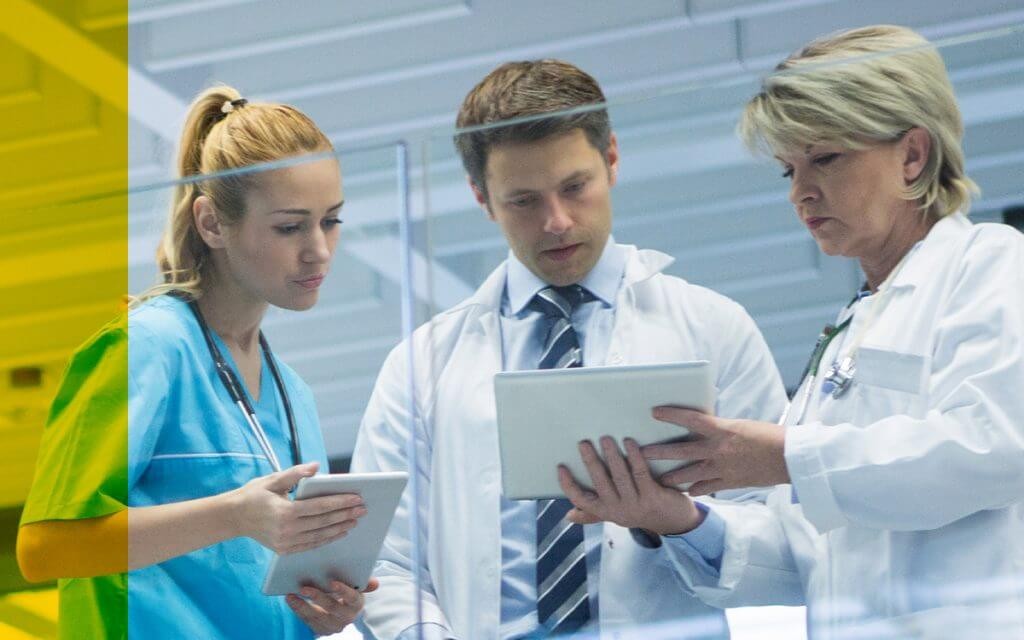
354, 507, 368, 516
302, 588, 315, 597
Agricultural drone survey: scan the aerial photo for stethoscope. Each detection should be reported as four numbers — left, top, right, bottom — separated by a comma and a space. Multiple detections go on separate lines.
188, 300, 301, 472
778, 248, 915, 426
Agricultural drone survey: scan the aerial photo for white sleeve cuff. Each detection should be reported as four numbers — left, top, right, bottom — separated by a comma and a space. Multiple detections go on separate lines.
785, 422, 849, 533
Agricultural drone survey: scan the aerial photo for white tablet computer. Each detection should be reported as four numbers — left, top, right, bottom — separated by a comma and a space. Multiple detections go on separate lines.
495, 361, 713, 500
261, 471, 408, 596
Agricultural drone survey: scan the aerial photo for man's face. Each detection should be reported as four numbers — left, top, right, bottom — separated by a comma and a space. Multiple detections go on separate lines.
475, 129, 618, 286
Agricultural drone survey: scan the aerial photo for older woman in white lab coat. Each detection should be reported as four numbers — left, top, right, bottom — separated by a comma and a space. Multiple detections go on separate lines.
558, 25, 1024, 640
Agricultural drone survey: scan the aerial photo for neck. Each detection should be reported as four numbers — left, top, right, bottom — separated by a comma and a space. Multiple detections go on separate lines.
859, 209, 936, 292
196, 271, 268, 353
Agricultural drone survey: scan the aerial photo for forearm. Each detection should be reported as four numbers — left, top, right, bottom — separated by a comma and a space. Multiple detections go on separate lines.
18, 491, 243, 582
18, 511, 128, 582
128, 491, 240, 569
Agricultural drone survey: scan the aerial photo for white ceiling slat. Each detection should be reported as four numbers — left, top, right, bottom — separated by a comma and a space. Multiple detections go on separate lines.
144, 0, 471, 72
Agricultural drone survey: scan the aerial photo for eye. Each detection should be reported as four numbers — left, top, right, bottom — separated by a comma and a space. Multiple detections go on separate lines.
563, 181, 586, 195
812, 152, 840, 167
781, 166, 793, 179
509, 195, 537, 209
323, 217, 343, 230
275, 224, 302, 235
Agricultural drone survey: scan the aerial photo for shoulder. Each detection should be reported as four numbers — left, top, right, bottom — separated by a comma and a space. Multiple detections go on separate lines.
641, 271, 753, 323
126, 295, 200, 373
961, 221, 1024, 257
940, 221, 1024, 290
128, 295, 195, 340
60, 312, 129, 383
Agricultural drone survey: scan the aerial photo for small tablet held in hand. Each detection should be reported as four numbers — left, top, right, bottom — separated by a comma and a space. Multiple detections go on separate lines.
495, 361, 713, 500
261, 471, 408, 596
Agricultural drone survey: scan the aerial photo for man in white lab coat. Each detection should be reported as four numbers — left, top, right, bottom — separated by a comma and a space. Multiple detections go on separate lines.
351, 59, 786, 639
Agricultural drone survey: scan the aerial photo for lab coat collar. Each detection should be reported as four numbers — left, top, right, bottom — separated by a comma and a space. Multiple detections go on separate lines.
454, 242, 675, 314
890, 212, 972, 291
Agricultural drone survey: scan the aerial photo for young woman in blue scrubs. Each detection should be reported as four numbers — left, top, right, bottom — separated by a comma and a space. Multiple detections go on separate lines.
17, 85, 373, 638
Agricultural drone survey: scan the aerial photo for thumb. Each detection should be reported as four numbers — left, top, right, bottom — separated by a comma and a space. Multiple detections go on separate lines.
264, 461, 319, 493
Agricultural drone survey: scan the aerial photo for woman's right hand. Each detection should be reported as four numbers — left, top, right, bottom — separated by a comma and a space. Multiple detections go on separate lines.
228, 462, 367, 554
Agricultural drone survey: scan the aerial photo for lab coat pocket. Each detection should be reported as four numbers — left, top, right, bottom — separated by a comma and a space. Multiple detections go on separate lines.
852, 347, 928, 425
857, 347, 927, 394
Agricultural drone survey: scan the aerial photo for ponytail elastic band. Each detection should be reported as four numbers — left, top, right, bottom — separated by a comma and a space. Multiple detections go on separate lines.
217, 98, 248, 120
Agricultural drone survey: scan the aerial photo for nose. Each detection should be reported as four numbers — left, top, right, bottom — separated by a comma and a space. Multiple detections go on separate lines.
788, 169, 820, 208
542, 196, 574, 236
302, 227, 334, 264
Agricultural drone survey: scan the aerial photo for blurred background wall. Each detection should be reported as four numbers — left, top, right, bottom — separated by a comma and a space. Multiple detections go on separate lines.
1, 1, 1022, 636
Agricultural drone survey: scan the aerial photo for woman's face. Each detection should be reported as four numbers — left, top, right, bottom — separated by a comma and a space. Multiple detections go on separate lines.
776, 139, 913, 259
218, 157, 344, 311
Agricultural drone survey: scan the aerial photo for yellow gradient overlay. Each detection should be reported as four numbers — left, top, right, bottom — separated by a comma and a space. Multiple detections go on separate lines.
0, 1, 127, 637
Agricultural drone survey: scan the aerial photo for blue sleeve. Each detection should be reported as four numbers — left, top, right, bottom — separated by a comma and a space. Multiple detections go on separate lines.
663, 502, 725, 573
127, 320, 171, 490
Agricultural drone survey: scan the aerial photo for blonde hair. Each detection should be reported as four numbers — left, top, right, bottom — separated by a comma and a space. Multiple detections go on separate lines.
135, 84, 333, 304
739, 25, 978, 220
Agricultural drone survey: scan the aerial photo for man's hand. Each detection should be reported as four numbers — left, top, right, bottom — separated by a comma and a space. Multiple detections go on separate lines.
558, 437, 704, 536
288, 578, 379, 635
645, 407, 789, 496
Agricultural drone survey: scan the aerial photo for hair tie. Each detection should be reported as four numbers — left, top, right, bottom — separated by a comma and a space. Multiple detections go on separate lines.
217, 98, 248, 120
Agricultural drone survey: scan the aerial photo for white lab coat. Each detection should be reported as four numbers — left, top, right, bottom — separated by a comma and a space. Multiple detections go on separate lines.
668, 215, 1024, 639
351, 244, 786, 639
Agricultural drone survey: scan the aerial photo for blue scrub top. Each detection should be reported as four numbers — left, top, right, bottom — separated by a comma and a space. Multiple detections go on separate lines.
127, 295, 328, 639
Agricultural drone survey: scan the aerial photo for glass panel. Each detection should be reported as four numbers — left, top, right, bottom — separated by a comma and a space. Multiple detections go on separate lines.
405, 22, 1024, 640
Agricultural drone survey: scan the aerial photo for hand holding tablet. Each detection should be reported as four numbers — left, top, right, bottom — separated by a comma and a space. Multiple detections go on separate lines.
494, 361, 714, 500
262, 472, 408, 596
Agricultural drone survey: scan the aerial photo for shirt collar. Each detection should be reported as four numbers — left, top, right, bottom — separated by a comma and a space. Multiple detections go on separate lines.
505, 237, 626, 315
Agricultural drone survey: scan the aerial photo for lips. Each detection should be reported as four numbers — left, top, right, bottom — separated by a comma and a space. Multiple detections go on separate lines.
294, 274, 325, 290
542, 243, 581, 262
804, 216, 830, 230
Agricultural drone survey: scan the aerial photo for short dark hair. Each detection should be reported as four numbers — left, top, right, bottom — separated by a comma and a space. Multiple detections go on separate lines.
454, 59, 611, 201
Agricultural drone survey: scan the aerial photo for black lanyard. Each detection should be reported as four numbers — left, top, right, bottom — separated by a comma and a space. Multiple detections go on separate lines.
188, 300, 301, 470
794, 284, 871, 392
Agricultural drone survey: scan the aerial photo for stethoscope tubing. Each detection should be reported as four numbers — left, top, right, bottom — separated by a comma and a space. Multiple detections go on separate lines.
187, 299, 301, 473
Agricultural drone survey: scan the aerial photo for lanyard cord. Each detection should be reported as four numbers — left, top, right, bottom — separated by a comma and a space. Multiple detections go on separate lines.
780, 246, 918, 426
188, 301, 301, 472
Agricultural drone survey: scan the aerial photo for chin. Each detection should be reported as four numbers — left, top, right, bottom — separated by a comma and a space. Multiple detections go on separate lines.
275, 293, 319, 312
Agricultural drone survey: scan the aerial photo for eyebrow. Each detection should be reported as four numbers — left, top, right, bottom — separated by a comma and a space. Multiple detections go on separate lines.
502, 170, 593, 198
269, 200, 344, 215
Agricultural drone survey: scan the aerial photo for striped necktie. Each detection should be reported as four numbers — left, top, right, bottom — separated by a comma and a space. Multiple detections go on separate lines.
530, 284, 593, 635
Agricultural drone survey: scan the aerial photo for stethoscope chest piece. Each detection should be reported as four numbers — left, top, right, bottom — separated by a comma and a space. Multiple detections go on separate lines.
821, 355, 856, 398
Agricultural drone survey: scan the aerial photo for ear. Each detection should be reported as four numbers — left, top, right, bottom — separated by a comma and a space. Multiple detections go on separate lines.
468, 175, 495, 221
605, 133, 620, 187
901, 127, 931, 184
193, 195, 228, 249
